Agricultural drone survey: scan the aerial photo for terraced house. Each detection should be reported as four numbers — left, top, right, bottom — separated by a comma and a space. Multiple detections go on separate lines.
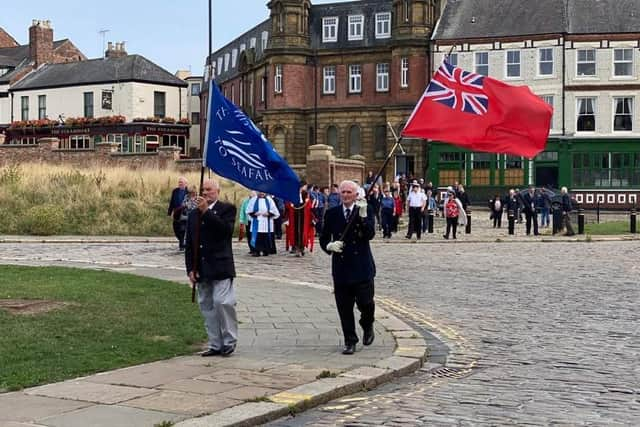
431, 0, 640, 207
204, 0, 441, 178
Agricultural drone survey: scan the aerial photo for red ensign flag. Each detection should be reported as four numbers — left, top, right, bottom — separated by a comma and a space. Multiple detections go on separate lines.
402, 60, 553, 158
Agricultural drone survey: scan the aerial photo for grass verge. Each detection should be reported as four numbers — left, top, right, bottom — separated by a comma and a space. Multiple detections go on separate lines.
584, 221, 637, 235
0, 265, 204, 392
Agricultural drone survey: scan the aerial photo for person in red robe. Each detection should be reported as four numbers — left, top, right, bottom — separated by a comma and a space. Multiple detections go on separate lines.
285, 183, 315, 256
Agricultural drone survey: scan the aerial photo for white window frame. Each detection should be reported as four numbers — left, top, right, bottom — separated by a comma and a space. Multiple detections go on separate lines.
447, 53, 458, 67
348, 15, 364, 41
541, 95, 554, 128
505, 50, 521, 79
224, 53, 230, 72
576, 97, 597, 133
274, 64, 283, 94
475, 51, 489, 76
322, 17, 338, 43
217, 57, 223, 76
376, 63, 389, 92
260, 75, 266, 103
261, 31, 269, 51
613, 97, 633, 132
400, 57, 409, 88
613, 48, 633, 77
70, 135, 91, 150
375, 12, 390, 39
323, 66, 336, 94
240, 43, 246, 53
249, 37, 257, 49
231, 48, 238, 68
576, 48, 596, 77
538, 47, 554, 76
349, 64, 361, 94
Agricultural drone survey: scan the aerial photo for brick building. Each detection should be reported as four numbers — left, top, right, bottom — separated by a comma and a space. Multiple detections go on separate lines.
204, 0, 442, 180
0, 20, 86, 125
430, 0, 640, 207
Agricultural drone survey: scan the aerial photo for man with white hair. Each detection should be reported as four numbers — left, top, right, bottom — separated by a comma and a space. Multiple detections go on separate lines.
320, 180, 376, 355
185, 179, 238, 357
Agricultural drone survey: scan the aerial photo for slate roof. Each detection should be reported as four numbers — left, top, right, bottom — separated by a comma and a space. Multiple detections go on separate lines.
0, 40, 73, 84
10, 54, 187, 91
309, 0, 393, 49
210, 0, 393, 83
434, 0, 640, 40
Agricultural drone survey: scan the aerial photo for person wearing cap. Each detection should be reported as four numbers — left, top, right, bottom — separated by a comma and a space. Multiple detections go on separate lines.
320, 180, 376, 355
405, 181, 427, 240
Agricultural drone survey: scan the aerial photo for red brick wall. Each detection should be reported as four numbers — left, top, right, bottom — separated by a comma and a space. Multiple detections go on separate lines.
29, 23, 53, 68
52, 40, 86, 63
0, 28, 18, 48
269, 63, 313, 109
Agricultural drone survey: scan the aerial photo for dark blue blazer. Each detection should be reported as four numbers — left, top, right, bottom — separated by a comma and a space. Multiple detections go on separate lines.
185, 201, 236, 281
168, 187, 187, 216
320, 204, 376, 285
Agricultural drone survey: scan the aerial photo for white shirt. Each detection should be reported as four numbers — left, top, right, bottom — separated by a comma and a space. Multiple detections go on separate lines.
407, 191, 427, 208
342, 204, 354, 219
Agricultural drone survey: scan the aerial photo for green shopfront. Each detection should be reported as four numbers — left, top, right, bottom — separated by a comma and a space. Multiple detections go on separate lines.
426, 137, 640, 209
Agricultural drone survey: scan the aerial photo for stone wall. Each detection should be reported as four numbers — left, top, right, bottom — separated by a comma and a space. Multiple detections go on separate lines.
0, 139, 364, 187
0, 138, 181, 169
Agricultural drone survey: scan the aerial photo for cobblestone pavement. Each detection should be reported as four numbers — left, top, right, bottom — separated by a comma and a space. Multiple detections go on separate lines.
2, 217, 640, 426
265, 239, 640, 426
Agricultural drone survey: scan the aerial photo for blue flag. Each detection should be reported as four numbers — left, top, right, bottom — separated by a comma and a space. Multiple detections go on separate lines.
203, 83, 301, 202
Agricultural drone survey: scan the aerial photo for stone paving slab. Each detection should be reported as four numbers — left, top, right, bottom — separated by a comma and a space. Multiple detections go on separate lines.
0, 393, 91, 423
38, 405, 185, 427
25, 381, 157, 405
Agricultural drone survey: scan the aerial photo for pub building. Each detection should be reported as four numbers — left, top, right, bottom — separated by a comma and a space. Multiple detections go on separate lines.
3, 44, 192, 156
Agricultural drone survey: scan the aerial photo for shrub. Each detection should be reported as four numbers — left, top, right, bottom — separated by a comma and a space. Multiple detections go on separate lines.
18, 204, 65, 235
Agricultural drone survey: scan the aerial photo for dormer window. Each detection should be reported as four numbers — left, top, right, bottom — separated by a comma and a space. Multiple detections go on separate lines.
322, 17, 338, 43
261, 31, 269, 51
375, 13, 391, 38
348, 15, 363, 41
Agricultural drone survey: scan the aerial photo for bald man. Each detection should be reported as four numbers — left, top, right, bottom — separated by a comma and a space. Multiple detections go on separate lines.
320, 180, 376, 355
185, 179, 238, 357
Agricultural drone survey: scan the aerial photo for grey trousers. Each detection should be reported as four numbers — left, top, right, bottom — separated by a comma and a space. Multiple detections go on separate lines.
197, 278, 238, 351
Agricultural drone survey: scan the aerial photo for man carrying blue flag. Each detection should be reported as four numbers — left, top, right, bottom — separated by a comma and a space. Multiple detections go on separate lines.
203, 83, 300, 203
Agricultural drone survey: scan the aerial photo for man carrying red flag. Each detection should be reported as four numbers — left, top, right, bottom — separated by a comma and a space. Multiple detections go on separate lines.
402, 60, 552, 158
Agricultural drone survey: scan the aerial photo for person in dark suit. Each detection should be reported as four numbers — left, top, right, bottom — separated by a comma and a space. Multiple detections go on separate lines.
168, 176, 188, 250
185, 179, 238, 357
521, 185, 539, 236
320, 180, 376, 355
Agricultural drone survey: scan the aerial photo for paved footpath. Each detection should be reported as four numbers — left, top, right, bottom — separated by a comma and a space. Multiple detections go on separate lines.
0, 239, 426, 427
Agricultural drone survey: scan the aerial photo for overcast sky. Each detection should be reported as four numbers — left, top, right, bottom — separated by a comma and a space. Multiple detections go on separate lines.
1, 0, 352, 76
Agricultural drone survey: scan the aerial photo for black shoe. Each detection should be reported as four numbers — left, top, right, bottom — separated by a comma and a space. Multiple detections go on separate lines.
251, 252, 260, 257
201, 348, 221, 357
363, 326, 375, 346
342, 344, 356, 355
221, 345, 236, 357
443, 234, 448, 239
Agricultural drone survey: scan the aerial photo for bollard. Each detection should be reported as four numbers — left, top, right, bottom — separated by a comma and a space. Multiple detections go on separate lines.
631, 207, 637, 234
465, 208, 472, 234
427, 209, 434, 233
577, 208, 585, 235
508, 209, 515, 235
596, 201, 600, 224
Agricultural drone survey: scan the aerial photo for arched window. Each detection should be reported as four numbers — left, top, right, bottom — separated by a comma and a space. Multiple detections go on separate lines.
349, 125, 361, 156
374, 125, 387, 159
326, 125, 338, 153
272, 127, 285, 154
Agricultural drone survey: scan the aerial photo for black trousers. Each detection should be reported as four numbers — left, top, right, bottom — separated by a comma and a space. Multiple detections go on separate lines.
334, 280, 375, 346
445, 217, 458, 238
408, 207, 422, 238
525, 211, 539, 235
381, 208, 394, 238
173, 220, 185, 248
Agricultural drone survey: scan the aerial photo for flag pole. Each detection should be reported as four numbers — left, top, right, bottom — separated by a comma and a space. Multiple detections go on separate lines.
191, 0, 213, 303
338, 123, 403, 241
